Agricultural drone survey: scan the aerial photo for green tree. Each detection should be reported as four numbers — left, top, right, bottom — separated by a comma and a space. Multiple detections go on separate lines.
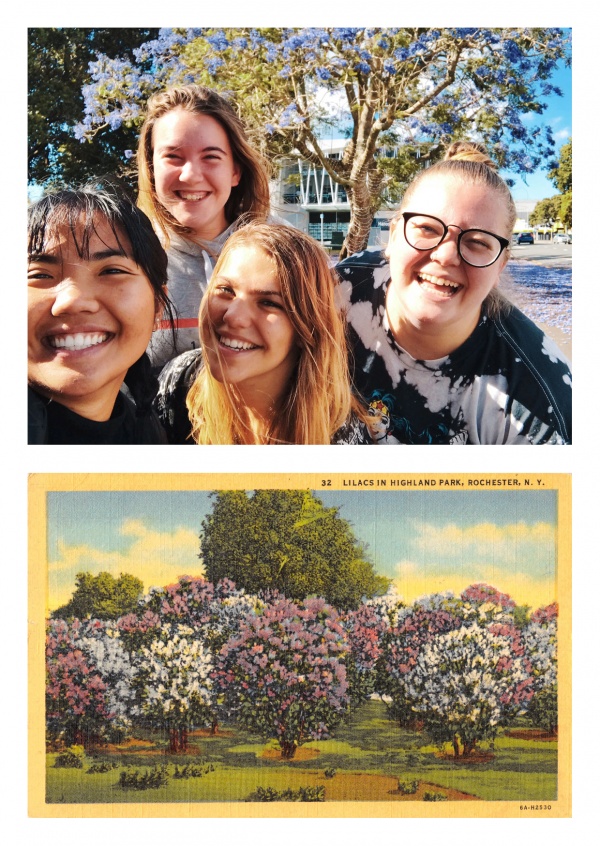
53, 571, 144, 620
529, 195, 562, 227
548, 138, 572, 228
559, 192, 572, 230
528, 685, 558, 734
73, 27, 570, 258
28, 28, 158, 188
200, 490, 388, 609
512, 603, 532, 629
548, 138, 571, 193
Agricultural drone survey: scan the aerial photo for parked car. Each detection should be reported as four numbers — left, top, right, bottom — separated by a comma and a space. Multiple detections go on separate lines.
517, 232, 534, 245
553, 233, 571, 244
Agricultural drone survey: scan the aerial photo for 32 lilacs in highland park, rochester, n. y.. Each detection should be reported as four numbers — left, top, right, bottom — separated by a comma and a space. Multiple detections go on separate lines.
46, 578, 558, 760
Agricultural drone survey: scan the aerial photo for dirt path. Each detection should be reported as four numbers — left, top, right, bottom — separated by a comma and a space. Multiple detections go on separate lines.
312, 771, 479, 802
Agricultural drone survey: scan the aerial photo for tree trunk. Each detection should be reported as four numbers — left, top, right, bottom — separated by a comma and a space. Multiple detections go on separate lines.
169, 727, 188, 754
452, 734, 461, 759
338, 175, 379, 261
280, 740, 297, 760
210, 718, 219, 736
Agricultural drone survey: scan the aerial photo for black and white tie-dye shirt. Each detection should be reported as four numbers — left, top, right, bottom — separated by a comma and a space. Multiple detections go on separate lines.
336, 250, 572, 445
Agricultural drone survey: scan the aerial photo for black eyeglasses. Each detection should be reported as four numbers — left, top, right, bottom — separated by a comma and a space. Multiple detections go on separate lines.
402, 212, 509, 268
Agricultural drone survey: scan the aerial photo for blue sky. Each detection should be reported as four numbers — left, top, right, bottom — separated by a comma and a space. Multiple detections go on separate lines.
46, 488, 557, 612
504, 60, 571, 201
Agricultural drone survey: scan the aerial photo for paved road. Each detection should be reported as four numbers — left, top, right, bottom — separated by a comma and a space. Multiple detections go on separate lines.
510, 242, 571, 265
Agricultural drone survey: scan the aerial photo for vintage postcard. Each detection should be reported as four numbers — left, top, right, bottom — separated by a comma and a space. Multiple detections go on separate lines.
29, 472, 571, 818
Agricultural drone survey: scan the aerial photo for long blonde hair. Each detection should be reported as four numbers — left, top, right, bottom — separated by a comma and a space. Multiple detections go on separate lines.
137, 85, 270, 246
186, 223, 358, 444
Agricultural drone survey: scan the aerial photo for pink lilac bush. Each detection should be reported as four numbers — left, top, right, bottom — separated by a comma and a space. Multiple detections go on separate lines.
215, 596, 349, 758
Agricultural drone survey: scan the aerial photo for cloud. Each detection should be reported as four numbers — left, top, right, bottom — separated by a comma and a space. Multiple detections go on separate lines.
554, 127, 571, 141
408, 519, 555, 562
391, 559, 555, 610
48, 520, 202, 610
389, 520, 556, 608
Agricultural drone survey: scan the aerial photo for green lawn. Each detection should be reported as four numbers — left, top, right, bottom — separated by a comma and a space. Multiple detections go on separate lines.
45, 699, 558, 804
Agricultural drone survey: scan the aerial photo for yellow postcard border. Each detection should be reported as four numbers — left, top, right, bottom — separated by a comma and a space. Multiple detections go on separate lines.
28, 472, 571, 818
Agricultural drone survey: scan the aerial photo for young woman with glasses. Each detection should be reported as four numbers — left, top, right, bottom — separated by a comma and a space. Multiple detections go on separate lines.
336, 142, 572, 444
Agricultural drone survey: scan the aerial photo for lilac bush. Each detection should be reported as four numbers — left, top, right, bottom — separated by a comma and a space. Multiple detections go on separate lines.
405, 624, 534, 756
215, 596, 349, 758
130, 623, 215, 752
46, 619, 112, 746
522, 603, 558, 732
375, 586, 540, 752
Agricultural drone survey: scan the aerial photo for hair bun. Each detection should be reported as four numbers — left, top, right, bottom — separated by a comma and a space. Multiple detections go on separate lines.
443, 141, 497, 171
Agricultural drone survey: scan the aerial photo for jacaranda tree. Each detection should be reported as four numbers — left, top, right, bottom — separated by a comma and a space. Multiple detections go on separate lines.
215, 596, 349, 758
28, 27, 159, 187
73, 27, 570, 257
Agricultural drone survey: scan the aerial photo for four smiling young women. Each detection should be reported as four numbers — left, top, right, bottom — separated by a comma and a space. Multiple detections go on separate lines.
27, 88, 572, 445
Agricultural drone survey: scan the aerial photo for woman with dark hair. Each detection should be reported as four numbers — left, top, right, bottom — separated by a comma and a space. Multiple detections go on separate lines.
337, 142, 572, 444
28, 186, 174, 444
137, 85, 272, 368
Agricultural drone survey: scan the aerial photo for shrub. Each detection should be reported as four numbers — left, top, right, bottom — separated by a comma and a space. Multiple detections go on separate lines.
528, 686, 558, 734
118, 765, 169, 790
216, 596, 349, 759
54, 748, 84, 769
247, 785, 325, 802
398, 779, 419, 795
87, 761, 118, 774
324, 767, 337, 779
172, 762, 215, 779
423, 790, 448, 801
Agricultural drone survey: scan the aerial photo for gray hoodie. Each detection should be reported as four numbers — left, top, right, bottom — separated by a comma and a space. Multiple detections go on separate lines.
147, 223, 236, 369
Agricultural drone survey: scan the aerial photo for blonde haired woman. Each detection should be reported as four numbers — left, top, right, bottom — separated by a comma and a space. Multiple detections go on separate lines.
137, 85, 271, 368
337, 141, 572, 444
155, 223, 368, 444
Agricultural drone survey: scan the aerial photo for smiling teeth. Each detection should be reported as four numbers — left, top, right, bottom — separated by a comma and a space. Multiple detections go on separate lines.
179, 192, 209, 201
219, 336, 258, 351
49, 333, 109, 351
419, 273, 460, 289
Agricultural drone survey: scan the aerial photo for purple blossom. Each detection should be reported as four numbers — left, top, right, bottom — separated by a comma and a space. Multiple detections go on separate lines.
215, 596, 349, 757
355, 61, 371, 75
205, 56, 225, 76
206, 30, 230, 52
